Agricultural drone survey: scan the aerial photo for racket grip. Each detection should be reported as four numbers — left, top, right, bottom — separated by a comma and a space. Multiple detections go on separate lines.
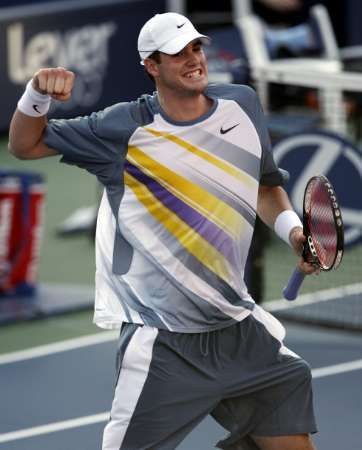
283, 268, 306, 301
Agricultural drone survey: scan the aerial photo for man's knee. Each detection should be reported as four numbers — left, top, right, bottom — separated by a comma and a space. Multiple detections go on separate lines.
250, 433, 316, 450
220, 434, 261, 450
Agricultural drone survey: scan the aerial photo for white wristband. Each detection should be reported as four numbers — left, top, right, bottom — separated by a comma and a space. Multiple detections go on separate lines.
274, 210, 302, 246
17, 80, 51, 117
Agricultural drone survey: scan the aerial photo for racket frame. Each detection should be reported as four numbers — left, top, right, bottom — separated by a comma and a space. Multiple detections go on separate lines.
302, 175, 344, 271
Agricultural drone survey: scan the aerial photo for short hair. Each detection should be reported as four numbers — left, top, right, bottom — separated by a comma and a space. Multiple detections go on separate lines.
144, 51, 161, 83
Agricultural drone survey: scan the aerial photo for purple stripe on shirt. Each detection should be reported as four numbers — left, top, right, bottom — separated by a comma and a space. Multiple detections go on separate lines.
125, 161, 238, 264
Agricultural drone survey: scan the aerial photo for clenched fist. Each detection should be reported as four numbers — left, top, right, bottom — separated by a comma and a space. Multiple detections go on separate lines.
32, 67, 75, 101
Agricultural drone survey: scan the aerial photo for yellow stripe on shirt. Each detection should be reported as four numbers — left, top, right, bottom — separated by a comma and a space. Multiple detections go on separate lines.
126, 146, 245, 239
124, 171, 232, 284
145, 127, 254, 188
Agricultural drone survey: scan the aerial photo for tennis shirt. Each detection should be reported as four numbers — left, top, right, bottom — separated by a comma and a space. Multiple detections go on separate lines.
44, 83, 285, 333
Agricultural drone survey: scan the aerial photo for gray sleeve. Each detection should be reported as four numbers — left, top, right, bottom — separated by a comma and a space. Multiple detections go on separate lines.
43, 102, 137, 185
212, 83, 286, 186
246, 87, 285, 186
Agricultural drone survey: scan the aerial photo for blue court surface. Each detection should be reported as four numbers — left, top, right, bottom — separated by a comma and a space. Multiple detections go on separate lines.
0, 322, 361, 450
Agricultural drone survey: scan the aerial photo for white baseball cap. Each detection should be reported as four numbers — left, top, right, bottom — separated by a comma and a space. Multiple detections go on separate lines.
138, 12, 210, 64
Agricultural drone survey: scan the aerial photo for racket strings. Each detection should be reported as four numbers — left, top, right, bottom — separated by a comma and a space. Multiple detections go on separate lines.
308, 183, 337, 269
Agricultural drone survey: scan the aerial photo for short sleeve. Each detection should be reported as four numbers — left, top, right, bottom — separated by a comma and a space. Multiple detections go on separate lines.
43, 102, 137, 185
252, 93, 286, 186
207, 83, 287, 187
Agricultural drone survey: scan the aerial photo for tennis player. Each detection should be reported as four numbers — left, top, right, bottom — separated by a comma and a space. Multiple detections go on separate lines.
9, 12, 318, 450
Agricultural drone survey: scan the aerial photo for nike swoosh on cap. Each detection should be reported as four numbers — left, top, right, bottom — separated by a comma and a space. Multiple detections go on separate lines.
177, 22, 186, 28
220, 123, 240, 134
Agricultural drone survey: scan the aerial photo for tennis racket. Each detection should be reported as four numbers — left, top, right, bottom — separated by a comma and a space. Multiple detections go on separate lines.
283, 175, 344, 301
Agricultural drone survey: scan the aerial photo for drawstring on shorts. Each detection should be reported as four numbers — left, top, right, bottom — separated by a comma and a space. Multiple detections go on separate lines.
200, 331, 210, 357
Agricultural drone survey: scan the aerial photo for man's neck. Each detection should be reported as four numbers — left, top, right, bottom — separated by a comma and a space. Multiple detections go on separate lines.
157, 90, 213, 122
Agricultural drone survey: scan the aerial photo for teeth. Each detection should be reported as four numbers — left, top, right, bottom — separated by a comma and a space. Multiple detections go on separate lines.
186, 69, 201, 78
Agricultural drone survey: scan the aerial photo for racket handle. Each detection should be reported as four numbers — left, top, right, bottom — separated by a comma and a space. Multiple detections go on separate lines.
283, 268, 306, 301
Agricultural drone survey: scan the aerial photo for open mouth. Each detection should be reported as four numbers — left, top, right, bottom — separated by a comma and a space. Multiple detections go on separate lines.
184, 69, 202, 79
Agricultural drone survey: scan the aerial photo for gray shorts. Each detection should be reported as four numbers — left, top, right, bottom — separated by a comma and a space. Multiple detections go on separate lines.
102, 310, 317, 450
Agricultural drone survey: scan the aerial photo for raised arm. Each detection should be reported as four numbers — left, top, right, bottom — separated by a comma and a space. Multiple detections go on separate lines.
8, 67, 75, 160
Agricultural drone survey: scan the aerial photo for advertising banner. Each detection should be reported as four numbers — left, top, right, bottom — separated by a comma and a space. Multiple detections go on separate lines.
0, 0, 166, 131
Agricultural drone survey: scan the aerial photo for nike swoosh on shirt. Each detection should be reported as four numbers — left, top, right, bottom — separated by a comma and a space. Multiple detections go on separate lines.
220, 123, 240, 134
177, 22, 186, 28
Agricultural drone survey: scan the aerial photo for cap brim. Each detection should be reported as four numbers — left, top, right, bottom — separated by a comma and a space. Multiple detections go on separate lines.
159, 32, 210, 55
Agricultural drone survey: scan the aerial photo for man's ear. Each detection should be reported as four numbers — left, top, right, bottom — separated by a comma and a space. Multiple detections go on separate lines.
144, 58, 159, 78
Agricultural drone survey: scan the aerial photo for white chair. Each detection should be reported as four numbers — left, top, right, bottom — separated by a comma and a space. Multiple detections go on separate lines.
235, 4, 362, 135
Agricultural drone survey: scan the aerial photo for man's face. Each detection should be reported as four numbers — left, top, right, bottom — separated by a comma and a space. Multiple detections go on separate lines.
148, 40, 209, 96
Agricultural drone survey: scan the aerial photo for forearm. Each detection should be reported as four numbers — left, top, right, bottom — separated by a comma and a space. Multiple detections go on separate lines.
257, 184, 305, 256
8, 110, 48, 159
257, 185, 293, 228
257, 185, 319, 275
